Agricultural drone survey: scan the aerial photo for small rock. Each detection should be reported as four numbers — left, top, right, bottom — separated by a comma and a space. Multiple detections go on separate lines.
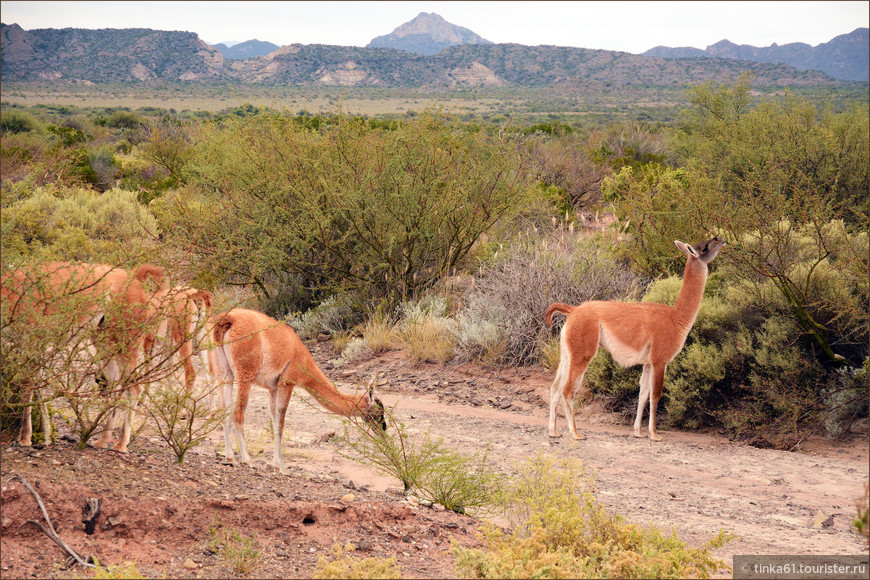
357, 538, 372, 551
341, 493, 355, 502
811, 510, 834, 529
182, 558, 198, 570
1, 517, 12, 529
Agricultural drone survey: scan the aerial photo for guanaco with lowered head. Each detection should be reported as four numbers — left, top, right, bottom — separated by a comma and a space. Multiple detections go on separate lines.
143, 285, 213, 391
207, 308, 386, 474
545, 237, 724, 441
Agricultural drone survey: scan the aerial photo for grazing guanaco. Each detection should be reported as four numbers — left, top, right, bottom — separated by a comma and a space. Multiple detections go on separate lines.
545, 237, 725, 441
143, 285, 213, 391
207, 308, 386, 474
1, 261, 165, 450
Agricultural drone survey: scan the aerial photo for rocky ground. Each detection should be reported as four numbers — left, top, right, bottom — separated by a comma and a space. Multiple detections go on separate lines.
1, 342, 867, 578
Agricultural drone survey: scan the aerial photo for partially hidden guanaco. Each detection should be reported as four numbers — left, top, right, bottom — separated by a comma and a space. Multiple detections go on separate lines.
206, 308, 386, 474
1, 261, 165, 451
143, 285, 213, 392
545, 237, 725, 441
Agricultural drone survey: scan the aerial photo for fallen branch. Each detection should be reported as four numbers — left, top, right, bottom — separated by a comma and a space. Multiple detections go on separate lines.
9, 474, 95, 569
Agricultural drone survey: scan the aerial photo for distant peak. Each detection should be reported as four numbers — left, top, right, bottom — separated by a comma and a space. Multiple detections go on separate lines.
368, 11, 491, 55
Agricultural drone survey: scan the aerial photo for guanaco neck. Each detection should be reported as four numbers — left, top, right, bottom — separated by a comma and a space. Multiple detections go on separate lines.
295, 361, 368, 417
672, 258, 709, 329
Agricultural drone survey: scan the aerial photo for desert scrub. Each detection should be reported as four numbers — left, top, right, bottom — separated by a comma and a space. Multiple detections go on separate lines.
139, 378, 228, 464
337, 406, 504, 515
457, 230, 641, 367
453, 452, 731, 579
395, 296, 457, 364
285, 296, 361, 340
208, 517, 263, 576
312, 542, 401, 579
855, 483, 869, 546
0, 185, 160, 263
330, 314, 397, 368
67, 560, 154, 579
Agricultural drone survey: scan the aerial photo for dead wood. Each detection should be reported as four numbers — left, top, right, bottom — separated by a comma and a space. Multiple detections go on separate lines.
9, 474, 96, 569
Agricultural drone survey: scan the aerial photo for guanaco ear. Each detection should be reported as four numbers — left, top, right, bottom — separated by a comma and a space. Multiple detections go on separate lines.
674, 240, 697, 258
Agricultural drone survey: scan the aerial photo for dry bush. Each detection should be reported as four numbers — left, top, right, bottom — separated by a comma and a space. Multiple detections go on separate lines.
455, 231, 642, 366
395, 296, 457, 365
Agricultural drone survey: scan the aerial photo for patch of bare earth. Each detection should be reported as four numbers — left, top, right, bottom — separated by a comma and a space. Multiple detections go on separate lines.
2, 341, 868, 578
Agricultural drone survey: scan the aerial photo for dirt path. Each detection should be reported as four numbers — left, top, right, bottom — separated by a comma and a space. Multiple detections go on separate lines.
258, 379, 868, 558
1, 346, 867, 578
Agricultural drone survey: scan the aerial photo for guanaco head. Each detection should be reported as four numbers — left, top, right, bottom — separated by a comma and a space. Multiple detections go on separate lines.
364, 377, 387, 432
674, 237, 725, 265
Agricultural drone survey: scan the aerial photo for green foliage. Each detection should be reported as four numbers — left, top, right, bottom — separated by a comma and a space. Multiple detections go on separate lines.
208, 517, 263, 577
453, 452, 732, 579
338, 405, 505, 515
155, 110, 530, 314
526, 133, 609, 212
140, 379, 228, 464
137, 120, 194, 185
1, 186, 160, 263
47, 123, 90, 147
86, 145, 119, 191
96, 109, 144, 129
1, 110, 41, 134
589, 122, 670, 171
312, 542, 401, 579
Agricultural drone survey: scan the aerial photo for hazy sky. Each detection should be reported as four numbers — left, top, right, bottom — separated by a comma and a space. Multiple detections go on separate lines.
2, 1, 867, 54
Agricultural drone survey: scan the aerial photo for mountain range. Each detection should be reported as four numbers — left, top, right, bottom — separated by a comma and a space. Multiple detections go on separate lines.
644, 28, 868, 82
1, 14, 866, 87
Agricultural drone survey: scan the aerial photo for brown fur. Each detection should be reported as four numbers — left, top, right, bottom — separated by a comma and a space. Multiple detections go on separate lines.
545, 238, 724, 441
1, 261, 165, 451
206, 308, 385, 473
144, 285, 213, 391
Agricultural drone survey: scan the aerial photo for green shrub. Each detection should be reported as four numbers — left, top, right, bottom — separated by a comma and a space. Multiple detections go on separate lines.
208, 517, 263, 577
453, 452, 732, 579
312, 542, 400, 579
139, 379, 228, 464
1, 185, 160, 263
338, 406, 505, 515
101, 110, 144, 130
1, 110, 40, 134
156, 110, 529, 312
86, 145, 119, 191
286, 296, 361, 340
